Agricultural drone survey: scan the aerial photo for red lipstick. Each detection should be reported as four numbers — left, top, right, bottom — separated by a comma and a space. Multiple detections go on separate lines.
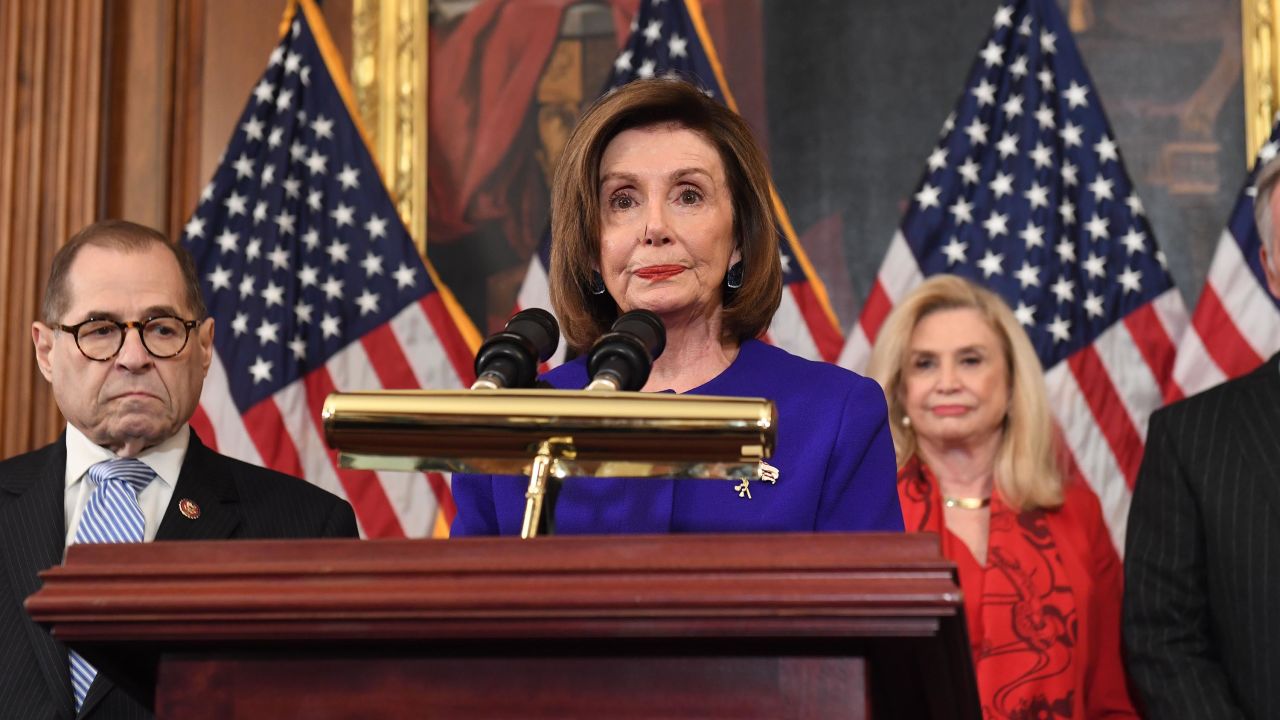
635, 265, 684, 281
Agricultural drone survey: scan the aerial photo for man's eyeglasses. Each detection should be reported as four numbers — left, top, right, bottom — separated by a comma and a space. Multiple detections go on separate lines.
56, 316, 201, 361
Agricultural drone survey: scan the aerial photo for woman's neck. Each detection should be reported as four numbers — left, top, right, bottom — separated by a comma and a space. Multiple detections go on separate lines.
640, 309, 739, 393
916, 430, 1002, 499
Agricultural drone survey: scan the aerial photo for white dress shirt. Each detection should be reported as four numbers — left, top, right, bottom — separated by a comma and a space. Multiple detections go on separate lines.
63, 424, 188, 547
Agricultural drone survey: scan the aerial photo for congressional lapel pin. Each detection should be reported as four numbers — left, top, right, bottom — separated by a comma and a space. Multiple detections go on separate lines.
178, 498, 201, 520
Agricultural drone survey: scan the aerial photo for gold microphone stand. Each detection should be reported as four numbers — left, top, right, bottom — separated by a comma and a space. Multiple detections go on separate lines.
322, 390, 776, 538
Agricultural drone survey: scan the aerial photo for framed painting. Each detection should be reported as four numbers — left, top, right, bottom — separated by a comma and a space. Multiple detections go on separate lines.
354, 0, 1277, 332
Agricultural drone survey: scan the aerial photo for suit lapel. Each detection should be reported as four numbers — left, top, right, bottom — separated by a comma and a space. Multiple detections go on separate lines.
155, 431, 241, 541
1232, 355, 1280, 524
0, 440, 75, 719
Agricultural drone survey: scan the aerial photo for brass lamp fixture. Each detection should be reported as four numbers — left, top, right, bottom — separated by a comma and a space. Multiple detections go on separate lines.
322, 389, 777, 538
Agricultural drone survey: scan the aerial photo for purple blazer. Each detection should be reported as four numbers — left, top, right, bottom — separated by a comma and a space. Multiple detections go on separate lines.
451, 339, 904, 535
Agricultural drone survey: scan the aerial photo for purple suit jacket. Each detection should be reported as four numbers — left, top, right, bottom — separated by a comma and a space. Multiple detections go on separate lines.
451, 339, 904, 535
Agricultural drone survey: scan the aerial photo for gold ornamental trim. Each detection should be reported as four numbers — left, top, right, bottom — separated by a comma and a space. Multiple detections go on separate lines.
352, 0, 428, 254
1243, 0, 1280, 166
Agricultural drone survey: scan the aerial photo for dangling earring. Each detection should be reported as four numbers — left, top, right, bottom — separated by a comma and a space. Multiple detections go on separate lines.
589, 270, 607, 296
725, 261, 744, 289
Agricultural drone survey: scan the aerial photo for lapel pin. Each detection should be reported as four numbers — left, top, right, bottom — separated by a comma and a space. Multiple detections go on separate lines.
178, 498, 201, 520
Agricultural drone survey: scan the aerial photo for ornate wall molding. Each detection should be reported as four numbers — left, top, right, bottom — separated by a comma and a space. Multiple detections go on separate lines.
352, 0, 428, 254
1243, 0, 1280, 166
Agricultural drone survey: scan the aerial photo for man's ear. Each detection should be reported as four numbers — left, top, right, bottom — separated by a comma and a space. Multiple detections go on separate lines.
31, 322, 55, 382
1261, 245, 1280, 298
196, 317, 215, 375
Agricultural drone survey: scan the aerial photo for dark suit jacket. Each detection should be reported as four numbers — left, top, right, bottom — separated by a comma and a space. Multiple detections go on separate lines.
0, 430, 359, 720
1124, 355, 1280, 719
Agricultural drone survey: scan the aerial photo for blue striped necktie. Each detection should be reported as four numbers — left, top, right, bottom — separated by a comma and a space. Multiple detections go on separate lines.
68, 457, 154, 711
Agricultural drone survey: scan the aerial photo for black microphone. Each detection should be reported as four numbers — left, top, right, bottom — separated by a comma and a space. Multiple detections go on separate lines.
585, 310, 666, 391
471, 308, 559, 390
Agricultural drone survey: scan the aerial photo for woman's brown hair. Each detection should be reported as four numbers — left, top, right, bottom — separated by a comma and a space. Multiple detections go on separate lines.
549, 77, 782, 352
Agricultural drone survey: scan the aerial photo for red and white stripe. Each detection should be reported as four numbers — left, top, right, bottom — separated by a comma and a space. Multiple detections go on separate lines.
193, 295, 472, 538
768, 277, 846, 363
838, 237, 1188, 553
514, 254, 568, 369
837, 231, 925, 372
1173, 229, 1280, 396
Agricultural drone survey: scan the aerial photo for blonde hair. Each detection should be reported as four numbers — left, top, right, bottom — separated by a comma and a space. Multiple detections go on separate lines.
866, 274, 1063, 510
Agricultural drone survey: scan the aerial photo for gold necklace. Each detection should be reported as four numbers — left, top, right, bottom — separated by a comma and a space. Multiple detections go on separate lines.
943, 495, 990, 510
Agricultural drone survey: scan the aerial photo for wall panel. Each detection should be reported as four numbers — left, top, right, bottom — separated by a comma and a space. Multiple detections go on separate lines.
0, 1, 103, 458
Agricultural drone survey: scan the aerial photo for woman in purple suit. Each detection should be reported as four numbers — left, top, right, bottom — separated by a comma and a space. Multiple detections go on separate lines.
451, 78, 902, 536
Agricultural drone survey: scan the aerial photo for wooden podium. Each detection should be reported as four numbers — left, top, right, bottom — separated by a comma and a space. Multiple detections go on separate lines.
27, 532, 978, 719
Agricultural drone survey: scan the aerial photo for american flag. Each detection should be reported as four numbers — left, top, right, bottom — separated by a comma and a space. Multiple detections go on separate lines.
516, 0, 844, 363
1172, 123, 1280, 395
838, 0, 1189, 551
180, 0, 479, 538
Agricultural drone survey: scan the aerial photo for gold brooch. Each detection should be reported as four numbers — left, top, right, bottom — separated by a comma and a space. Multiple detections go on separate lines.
734, 461, 780, 500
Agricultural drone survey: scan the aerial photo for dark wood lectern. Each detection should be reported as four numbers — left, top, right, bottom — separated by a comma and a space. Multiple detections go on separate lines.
27, 532, 978, 719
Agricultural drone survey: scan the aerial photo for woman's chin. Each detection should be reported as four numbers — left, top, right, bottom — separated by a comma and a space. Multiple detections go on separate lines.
918, 425, 1001, 450
620, 288, 717, 323
620, 295, 686, 318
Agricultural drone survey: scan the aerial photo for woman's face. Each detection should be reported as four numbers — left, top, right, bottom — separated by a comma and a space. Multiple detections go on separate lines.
596, 124, 740, 323
900, 307, 1011, 450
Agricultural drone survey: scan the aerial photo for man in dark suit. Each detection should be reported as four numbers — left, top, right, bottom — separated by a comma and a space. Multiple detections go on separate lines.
1124, 157, 1280, 719
0, 220, 358, 720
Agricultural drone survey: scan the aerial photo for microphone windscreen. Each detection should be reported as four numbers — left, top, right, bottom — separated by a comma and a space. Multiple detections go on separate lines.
505, 308, 559, 363
609, 309, 666, 360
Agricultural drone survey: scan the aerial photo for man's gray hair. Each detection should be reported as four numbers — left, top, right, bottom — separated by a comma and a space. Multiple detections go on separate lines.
41, 220, 207, 325
1254, 156, 1280, 274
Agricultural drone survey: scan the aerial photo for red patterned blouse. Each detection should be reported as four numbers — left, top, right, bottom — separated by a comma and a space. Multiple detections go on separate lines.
897, 456, 1139, 719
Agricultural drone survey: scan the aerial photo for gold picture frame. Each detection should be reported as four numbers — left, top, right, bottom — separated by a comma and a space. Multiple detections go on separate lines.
1243, 0, 1280, 166
352, 0, 429, 255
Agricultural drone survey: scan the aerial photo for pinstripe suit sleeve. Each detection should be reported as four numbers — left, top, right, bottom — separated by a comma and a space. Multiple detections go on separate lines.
1123, 405, 1246, 719
320, 492, 359, 538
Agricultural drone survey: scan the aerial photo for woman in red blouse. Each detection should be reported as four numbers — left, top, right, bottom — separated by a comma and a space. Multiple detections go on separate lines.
868, 275, 1138, 718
